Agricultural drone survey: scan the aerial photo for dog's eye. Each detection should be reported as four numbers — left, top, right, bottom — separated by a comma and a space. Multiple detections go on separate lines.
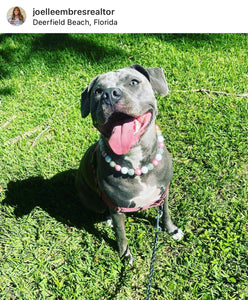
95, 88, 103, 95
130, 79, 139, 86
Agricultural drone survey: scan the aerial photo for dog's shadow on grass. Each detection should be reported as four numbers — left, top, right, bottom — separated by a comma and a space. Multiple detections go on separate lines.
4, 169, 117, 250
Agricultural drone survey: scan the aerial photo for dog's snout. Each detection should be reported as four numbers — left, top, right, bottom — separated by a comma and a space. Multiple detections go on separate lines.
101, 88, 123, 105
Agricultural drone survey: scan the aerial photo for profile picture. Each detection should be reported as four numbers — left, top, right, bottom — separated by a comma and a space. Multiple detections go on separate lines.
7, 6, 26, 26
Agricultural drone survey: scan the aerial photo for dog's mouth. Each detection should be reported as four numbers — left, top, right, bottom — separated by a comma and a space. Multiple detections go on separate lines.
100, 111, 152, 155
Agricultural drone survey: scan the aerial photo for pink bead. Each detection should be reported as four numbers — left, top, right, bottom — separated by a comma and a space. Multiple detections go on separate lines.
152, 159, 159, 166
115, 165, 121, 171
135, 168, 142, 176
158, 142, 165, 148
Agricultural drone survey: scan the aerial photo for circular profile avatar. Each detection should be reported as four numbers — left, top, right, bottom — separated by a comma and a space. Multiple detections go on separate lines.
7, 6, 26, 26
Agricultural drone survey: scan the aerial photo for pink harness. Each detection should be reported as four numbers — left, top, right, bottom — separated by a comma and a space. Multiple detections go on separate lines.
91, 142, 169, 213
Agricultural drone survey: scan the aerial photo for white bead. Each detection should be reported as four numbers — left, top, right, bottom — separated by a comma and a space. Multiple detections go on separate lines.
157, 148, 164, 155
102, 151, 107, 158
121, 167, 128, 174
141, 166, 148, 174
147, 163, 154, 171
156, 153, 162, 161
128, 169, 135, 176
105, 155, 112, 163
110, 161, 116, 168
158, 135, 164, 142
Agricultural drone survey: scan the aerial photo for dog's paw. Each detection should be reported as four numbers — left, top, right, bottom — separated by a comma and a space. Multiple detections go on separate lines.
170, 228, 184, 240
126, 253, 134, 265
106, 218, 113, 227
103, 216, 113, 227
121, 247, 134, 265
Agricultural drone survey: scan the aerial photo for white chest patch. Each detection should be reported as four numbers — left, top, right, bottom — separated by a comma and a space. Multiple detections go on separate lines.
130, 179, 161, 207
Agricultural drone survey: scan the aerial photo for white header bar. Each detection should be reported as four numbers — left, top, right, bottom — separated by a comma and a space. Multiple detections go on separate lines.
1, 0, 248, 33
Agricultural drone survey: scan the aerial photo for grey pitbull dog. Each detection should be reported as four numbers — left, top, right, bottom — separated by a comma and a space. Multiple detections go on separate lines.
76, 64, 183, 264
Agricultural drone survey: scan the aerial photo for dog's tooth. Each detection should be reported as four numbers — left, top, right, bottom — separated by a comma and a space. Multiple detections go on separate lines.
134, 120, 141, 134
134, 120, 138, 133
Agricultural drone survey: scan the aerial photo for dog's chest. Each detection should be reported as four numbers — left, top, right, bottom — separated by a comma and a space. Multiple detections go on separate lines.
100, 168, 163, 209
129, 177, 161, 207
123, 148, 161, 206
97, 142, 172, 208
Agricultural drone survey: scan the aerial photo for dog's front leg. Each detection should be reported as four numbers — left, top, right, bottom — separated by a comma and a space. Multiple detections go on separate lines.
162, 190, 184, 240
109, 209, 134, 265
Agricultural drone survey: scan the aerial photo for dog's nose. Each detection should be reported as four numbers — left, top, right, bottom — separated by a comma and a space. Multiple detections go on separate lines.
101, 88, 123, 105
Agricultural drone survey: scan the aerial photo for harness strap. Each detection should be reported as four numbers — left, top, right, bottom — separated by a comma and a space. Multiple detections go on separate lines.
91, 142, 170, 213
100, 184, 169, 213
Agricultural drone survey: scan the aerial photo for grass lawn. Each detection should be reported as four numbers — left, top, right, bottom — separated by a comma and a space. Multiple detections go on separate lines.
0, 33, 247, 299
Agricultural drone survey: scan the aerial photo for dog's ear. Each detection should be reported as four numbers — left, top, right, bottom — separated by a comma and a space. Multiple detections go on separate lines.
80, 87, 90, 118
130, 64, 169, 96
81, 76, 99, 118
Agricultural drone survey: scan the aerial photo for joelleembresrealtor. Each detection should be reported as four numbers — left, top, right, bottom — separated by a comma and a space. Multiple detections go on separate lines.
32, 8, 115, 17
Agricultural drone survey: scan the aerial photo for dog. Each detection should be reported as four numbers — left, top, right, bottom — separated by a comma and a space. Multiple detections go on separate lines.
76, 64, 183, 264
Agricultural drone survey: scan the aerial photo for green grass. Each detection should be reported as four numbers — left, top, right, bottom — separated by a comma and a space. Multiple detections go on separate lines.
0, 33, 247, 299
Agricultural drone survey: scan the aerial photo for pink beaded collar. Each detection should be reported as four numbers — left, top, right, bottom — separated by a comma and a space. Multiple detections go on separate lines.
99, 125, 165, 177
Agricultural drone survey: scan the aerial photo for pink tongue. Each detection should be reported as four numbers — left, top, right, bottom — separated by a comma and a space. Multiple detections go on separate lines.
108, 119, 137, 155
108, 112, 152, 155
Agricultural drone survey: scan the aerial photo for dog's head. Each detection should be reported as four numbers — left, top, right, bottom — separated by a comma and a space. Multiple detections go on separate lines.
81, 64, 168, 155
